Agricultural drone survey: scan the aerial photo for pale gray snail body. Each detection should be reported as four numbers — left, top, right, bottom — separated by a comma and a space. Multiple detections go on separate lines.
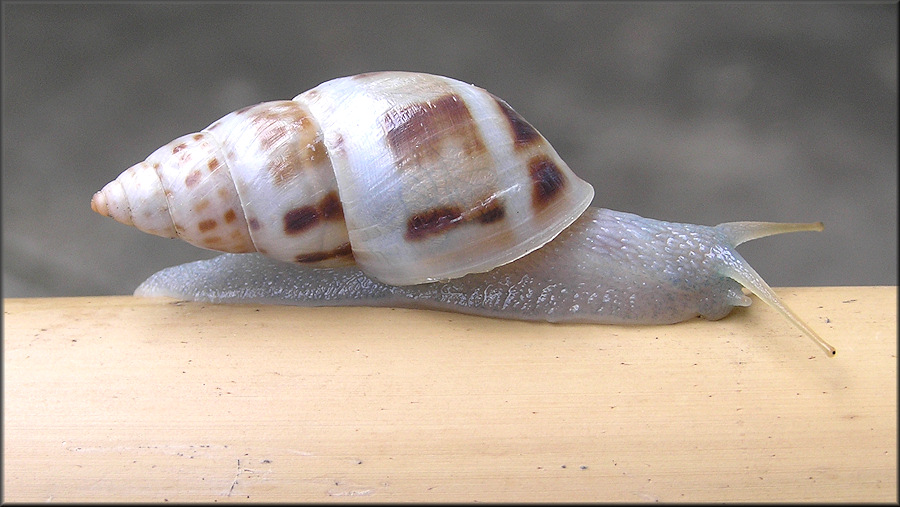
92, 71, 834, 355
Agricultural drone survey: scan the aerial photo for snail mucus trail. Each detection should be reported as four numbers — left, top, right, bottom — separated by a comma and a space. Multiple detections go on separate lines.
90, 71, 835, 356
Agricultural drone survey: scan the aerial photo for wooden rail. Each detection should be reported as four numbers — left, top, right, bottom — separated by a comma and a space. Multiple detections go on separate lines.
3, 286, 896, 502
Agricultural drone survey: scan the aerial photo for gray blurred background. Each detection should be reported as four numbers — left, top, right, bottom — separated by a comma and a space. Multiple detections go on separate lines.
3, 2, 897, 298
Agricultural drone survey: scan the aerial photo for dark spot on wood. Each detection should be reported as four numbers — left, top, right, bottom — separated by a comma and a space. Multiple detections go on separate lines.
172, 143, 188, 154
492, 94, 541, 147
529, 156, 565, 208
405, 206, 463, 240
283, 207, 318, 234
294, 242, 353, 263
198, 219, 217, 232
223, 209, 237, 223
184, 170, 202, 188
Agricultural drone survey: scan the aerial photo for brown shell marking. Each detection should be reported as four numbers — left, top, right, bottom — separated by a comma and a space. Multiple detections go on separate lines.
221, 101, 325, 187
384, 93, 487, 170
260, 105, 319, 186
350, 71, 391, 80
405, 206, 462, 240
195, 208, 241, 234
282, 191, 344, 235
491, 95, 542, 148
490, 96, 569, 210
184, 170, 203, 188
529, 156, 566, 208
384, 93, 510, 241
473, 195, 505, 224
405, 195, 505, 240
283, 208, 318, 234
198, 219, 217, 232
294, 242, 353, 264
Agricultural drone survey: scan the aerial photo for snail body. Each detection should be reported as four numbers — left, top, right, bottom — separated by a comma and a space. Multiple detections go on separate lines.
93, 72, 834, 355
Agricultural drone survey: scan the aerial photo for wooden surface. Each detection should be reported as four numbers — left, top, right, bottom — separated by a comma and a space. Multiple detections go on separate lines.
3, 287, 896, 502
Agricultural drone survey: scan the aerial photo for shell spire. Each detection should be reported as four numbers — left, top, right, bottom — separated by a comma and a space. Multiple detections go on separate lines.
92, 101, 354, 268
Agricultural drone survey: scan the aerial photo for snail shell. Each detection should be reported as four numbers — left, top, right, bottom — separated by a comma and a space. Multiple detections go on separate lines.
91, 71, 593, 285
92, 71, 834, 355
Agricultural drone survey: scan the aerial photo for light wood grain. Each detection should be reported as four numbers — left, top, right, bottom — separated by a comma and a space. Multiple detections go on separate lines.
3, 287, 896, 502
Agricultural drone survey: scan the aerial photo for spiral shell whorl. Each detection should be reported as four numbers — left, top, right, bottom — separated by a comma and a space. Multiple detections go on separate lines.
297, 72, 594, 284
92, 132, 255, 252
205, 100, 351, 266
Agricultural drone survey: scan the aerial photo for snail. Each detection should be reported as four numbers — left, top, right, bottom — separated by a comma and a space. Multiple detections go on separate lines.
91, 71, 834, 355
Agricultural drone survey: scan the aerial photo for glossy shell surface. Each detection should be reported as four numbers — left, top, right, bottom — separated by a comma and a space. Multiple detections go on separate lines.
92, 72, 594, 285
